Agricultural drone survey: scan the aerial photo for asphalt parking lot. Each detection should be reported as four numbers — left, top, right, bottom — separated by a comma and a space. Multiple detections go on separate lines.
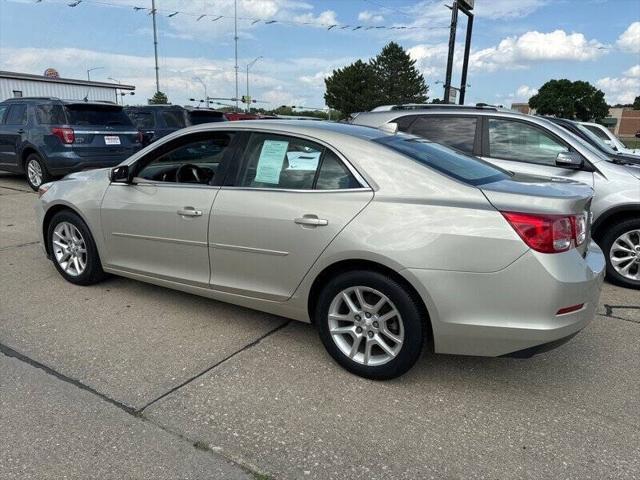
1, 172, 639, 480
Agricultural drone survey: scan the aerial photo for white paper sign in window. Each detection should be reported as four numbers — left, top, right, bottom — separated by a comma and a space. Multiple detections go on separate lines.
286, 150, 321, 170
254, 140, 289, 184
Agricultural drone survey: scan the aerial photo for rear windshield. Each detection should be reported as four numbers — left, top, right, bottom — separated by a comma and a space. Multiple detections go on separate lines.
375, 134, 508, 186
64, 104, 133, 126
188, 111, 225, 125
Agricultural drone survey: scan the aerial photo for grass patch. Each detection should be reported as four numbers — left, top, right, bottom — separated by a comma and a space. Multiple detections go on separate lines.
622, 138, 640, 149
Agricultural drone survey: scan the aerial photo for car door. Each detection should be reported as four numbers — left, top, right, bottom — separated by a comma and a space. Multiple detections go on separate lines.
0, 103, 27, 169
481, 117, 594, 186
100, 130, 237, 286
209, 131, 373, 301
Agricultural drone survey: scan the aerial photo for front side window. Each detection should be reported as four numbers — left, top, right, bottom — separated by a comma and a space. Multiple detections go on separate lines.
488, 118, 569, 166
375, 134, 507, 186
409, 116, 477, 154
237, 133, 360, 190
6, 104, 27, 125
136, 133, 234, 184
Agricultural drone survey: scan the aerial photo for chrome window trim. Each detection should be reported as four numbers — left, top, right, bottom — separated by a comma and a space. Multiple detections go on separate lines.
110, 180, 221, 190
219, 186, 372, 194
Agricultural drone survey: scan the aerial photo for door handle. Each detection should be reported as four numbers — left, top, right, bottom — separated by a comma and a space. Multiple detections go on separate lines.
17, 129, 25, 134
294, 215, 328, 227
177, 207, 203, 217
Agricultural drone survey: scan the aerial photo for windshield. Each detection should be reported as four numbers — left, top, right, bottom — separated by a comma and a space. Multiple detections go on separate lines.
574, 122, 618, 155
375, 134, 509, 186
65, 104, 133, 126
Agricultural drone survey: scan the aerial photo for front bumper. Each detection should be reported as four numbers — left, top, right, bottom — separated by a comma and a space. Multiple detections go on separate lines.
402, 241, 605, 357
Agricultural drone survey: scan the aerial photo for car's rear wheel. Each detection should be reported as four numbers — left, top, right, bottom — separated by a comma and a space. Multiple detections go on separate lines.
315, 270, 425, 379
25, 153, 51, 191
602, 218, 640, 289
47, 210, 107, 286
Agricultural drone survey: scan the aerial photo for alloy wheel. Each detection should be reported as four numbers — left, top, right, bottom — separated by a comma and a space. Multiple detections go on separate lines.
328, 286, 404, 367
27, 159, 43, 188
610, 229, 640, 281
52, 222, 88, 277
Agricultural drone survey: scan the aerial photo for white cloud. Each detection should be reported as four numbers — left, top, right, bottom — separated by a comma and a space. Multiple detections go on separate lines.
617, 21, 640, 54
0, 46, 352, 108
293, 10, 338, 27
515, 85, 538, 100
469, 30, 606, 72
596, 65, 640, 105
358, 11, 384, 24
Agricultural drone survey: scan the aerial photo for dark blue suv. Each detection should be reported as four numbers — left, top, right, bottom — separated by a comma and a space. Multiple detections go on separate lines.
0, 97, 142, 190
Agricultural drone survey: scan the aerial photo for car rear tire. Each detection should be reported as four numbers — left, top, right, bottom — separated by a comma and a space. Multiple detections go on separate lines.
601, 218, 640, 289
25, 153, 52, 191
47, 210, 107, 286
315, 270, 425, 380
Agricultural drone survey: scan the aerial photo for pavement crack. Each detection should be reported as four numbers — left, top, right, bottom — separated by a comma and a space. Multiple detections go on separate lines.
0, 341, 138, 416
600, 304, 640, 324
0, 241, 40, 251
0, 185, 32, 193
138, 320, 292, 413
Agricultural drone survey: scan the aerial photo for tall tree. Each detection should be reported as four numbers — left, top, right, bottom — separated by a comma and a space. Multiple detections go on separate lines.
371, 42, 428, 105
528, 79, 608, 121
633, 96, 640, 110
148, 91, 169, 105
324, 60, 377, 116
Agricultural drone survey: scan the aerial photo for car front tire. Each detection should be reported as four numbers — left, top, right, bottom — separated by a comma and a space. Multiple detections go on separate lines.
47, 210, 107, 286
602, 218, 640, 289
315, 270, 425, 380
25, 153, 52, 191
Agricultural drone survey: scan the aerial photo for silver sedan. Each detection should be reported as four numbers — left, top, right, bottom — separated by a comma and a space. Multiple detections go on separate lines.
35, 121, 605, 379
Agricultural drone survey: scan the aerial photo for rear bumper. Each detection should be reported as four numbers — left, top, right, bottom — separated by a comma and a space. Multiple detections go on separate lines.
402, 241, 605, 357
44, 150, 138, 175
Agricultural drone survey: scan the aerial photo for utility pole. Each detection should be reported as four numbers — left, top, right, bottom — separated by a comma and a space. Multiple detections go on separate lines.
458, 11, 474, 104
151, 0, 160, 93
234, 0, 239, 111
443, 0, 458, 104
245, 56, 262, 113
443, 0, 474, 104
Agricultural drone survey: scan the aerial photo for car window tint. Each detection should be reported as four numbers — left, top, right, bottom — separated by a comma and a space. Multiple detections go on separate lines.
35, 104, 66, 124
161, 110, 187, 129
238, 133, 324, 190
128, 111, 155, 129
393, 115, 419, 132
375, 134, 508, 186
409, 116, 477, 154
315, 150, 361, 190
137, 133, 233, 184
488, 119, 568, 166
0, 105, 8, 124
6, 104, 27, 125
64, 105, 133, 126
583, 124, 610, 141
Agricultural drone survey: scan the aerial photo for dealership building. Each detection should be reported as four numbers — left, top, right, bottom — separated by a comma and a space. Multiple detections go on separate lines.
0, 70, 135, 103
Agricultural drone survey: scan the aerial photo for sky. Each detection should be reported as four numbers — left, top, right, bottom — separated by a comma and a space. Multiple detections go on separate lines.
0, 0, 639, 110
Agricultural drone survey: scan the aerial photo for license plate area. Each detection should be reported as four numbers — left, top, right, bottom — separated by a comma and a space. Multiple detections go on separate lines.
104, 135, 121, 145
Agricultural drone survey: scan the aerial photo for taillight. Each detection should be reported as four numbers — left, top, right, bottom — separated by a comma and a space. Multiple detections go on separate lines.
51, 127, 75, 144
502, 211, 587, 254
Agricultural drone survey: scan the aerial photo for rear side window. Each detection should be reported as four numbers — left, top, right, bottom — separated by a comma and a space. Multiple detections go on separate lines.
6, 104, 27, 125
128, 111, 155, 129
375, 134, 507, 186
488, 119, 568, 166
0, 105, 8, 124
409, 116, 477, 154
237, 133, 360, 190
64, 105, 133, 126
161, 110, 187, 129
35, 104, 66, 124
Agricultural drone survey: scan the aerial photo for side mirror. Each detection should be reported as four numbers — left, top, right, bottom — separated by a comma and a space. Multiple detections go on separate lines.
110, 165, 131, 183
555, 152, 584, 170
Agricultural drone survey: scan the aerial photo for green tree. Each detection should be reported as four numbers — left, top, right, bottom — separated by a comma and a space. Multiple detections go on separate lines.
371, 42, 428, 105
148, 91, 169, 105
528, 79, 608, 121
633, 96, 640, 110
324, 60, 377, 116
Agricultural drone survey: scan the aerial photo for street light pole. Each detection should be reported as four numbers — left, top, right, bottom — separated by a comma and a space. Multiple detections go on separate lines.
245, 56, 262, 113
151, 0, 160, 93
234, 0, 239, 111
87, 66, 104, 81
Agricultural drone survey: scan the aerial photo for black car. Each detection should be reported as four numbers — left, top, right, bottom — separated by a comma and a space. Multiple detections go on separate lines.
0, 97, 142, 190
543, 116, 640, 165
124, 105, 226, 146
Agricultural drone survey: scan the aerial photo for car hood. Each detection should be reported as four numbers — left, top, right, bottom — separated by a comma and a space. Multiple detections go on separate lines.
622, 163, 640, 180
62, 168, 111, 182
479, 172, 593, 216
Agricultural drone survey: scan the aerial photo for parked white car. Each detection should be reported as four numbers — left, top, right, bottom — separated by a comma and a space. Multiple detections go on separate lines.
580, 122, 640, 156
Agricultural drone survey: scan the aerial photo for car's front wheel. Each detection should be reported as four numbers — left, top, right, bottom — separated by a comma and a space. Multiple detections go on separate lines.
47, 210, 107, 286
602, 218, 640, 289
315, 270, 425, 379
25, 153, 52, 191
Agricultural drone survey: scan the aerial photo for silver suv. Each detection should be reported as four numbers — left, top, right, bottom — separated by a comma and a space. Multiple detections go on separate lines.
352, 105, 640, 289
